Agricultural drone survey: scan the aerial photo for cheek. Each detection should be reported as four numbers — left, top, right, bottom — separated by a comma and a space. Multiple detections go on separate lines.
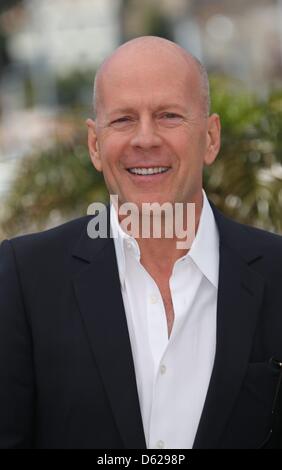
99, 146, 125, 186
172, 142, 205, 181
176, 130, 206, 160
100, 137, 125, 168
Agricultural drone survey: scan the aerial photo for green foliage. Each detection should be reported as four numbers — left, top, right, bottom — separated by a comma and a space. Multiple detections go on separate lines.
1, 127, 107, 237
1, 77, 282, 238
56, 70, 94, 111
206, 77, 282, 232
142, 4, 173, 40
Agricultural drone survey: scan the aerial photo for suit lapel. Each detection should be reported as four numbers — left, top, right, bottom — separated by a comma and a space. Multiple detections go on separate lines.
72, 212, 146, 449
71, 205, 266, 450
193, 207, 265, 448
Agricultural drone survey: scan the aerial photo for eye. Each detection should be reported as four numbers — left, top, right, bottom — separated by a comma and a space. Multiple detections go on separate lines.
113, 117, 130, 123
158, 112, 183, 126
110, 116, 134, 127
162, 113, 181, 119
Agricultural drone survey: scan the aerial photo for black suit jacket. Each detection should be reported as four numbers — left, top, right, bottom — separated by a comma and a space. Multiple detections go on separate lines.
0, 204, 282, 449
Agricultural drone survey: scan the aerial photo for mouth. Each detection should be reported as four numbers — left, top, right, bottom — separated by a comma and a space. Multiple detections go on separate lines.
126, 166, 171, 176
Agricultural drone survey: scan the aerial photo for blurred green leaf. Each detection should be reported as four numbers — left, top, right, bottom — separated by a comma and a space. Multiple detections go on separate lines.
1, 76, 282, 238
1, 122, 107, 237
205, 77, 282, 233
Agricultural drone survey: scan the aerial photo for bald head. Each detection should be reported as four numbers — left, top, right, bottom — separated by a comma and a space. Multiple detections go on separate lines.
93, 36, 210, 120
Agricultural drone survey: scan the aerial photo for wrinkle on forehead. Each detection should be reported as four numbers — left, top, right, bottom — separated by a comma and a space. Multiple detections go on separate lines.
93, 36, 210, 118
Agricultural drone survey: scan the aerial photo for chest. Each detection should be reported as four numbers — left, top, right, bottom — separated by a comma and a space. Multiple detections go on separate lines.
156, 281, 175, 337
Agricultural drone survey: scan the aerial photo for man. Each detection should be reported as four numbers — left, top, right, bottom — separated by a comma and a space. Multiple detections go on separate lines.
0, 36, 282, 449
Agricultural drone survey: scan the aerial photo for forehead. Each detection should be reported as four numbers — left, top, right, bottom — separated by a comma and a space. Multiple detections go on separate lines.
97, 49, 200, 111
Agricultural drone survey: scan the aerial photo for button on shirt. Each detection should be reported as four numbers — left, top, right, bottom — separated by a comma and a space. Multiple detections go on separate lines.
110, 192, 219, 449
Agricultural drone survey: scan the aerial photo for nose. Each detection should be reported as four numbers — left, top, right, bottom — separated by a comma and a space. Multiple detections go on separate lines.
130, 116, 162, 150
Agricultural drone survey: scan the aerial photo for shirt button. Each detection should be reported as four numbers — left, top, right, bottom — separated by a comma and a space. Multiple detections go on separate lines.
156, 440, 165, 449
150, 294, 158, 304
126, 241, 132, 249
160, 365, 166, 375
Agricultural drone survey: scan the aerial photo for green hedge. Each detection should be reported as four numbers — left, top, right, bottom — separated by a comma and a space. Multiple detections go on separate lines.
1, 77, 282, 238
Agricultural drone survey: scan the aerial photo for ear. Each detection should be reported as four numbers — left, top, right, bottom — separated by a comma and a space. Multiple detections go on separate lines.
204, 113, 221, 166
86, 118, 102, 172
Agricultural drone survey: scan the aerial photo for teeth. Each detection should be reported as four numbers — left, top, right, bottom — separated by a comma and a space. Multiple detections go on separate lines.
128, 167, 169, 175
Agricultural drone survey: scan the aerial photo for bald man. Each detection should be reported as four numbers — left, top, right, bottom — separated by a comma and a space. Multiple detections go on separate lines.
0, 36, 282, 449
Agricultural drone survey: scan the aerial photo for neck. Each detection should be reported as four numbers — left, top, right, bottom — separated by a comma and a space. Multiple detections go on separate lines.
134, 194, 203, 279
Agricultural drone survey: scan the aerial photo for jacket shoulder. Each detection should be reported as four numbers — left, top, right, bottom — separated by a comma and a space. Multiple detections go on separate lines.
230, 219, 282, 251
212, 206, 282, 270
1, 216, 92, 260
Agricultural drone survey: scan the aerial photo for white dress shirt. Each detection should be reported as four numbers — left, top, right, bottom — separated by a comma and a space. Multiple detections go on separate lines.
110, 192, 219, 449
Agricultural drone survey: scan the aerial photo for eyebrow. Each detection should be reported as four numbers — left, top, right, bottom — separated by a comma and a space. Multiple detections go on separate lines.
106, 107, 136, 117
106, 104, 188, 117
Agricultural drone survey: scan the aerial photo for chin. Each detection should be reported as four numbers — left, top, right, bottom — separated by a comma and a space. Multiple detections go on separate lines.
114, 192, 173, 210
134, 194, 172, 205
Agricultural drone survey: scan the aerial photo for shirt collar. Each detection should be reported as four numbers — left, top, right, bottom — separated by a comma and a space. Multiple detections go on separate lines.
111, 190, 219, 289
187, 191, 219, 288
111, 201, 140, 289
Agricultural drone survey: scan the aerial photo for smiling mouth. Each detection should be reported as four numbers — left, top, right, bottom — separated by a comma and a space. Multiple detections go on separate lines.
127, 167, 170, 176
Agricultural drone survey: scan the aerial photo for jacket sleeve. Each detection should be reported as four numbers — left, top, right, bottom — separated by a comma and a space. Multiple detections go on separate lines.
0, 240, 35, 449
